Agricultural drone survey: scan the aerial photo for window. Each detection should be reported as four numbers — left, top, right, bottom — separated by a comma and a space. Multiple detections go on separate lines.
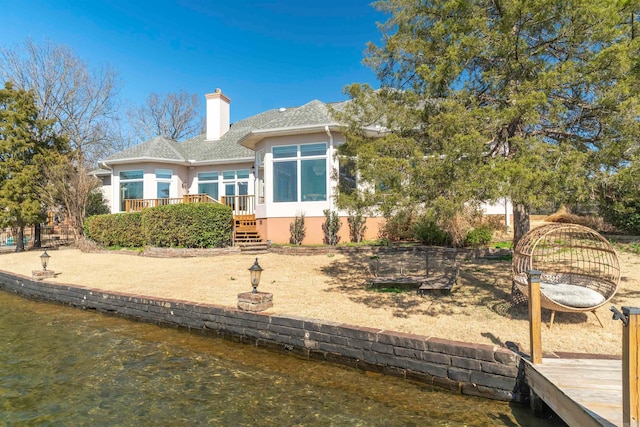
222, 169, 250, 210
120, 170, 143, 180
273, 143, 327, 203
338, 157, 357, 195
156, 169, 172, 199
157, 182, 170, 198
198, 171, 219, 200
155, 169, 172, 180
119, 170, 143, 211
273, 160, 297, 202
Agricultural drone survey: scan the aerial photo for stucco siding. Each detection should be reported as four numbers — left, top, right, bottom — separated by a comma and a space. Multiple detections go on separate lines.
257, 216, 383, 244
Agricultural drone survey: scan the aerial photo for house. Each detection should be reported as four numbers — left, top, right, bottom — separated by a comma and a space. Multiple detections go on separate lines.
96, 89, 513, 245
96, 89, 385, 245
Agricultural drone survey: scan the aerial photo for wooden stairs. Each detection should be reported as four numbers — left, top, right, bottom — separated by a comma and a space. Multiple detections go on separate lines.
234, 215, 269, 252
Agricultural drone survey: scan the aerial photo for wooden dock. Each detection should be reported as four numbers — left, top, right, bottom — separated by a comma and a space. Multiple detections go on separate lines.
524, 357, 622, 427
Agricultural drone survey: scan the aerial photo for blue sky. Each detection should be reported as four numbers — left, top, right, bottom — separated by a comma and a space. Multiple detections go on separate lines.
0, 1, 385, 123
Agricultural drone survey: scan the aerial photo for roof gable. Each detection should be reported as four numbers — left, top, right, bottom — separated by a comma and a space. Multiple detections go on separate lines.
256, 100, 336, 130
102, 135, 185, 163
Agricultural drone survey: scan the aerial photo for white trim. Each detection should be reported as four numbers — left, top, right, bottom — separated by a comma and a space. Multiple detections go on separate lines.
103, 157, 254, 167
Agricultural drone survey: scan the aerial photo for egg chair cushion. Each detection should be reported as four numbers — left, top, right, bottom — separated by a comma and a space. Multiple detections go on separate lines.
540, 282, 605, 308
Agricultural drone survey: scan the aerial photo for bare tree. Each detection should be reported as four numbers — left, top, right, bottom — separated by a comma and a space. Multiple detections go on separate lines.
0, 38, 121, 239
128, 90, 204, 142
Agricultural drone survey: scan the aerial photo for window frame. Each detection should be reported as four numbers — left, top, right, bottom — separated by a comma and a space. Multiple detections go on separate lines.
119, 169, 144, 211
155, 169, 172, 199
197, 171, 219, 200
272, 142, 327, 203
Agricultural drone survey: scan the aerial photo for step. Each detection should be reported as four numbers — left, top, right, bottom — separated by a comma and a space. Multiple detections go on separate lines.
235, 237, 261, 240
235, 230, 262, 244
235, 234, 262, 240
238, 243, 270, 252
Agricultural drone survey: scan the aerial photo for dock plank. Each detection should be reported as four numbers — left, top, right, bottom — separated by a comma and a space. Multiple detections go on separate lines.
525, 358, 622, 427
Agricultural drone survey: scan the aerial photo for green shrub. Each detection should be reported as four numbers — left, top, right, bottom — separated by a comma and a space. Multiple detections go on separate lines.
142, 203, 233, 248
600, 201, 640, 235
379, 209, 415, 241
375, 237, 390, 246
85, 191, 110, 217
598, 164, 640, 235
289, 213, 306, 245
322, 209, 342, 246
347, 210, 367, 243
412, 218, 449, 245
465, 225, 494, 247
84, 212, 145, 247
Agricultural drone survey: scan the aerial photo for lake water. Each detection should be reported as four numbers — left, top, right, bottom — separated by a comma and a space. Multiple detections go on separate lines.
0, 290, 564, 426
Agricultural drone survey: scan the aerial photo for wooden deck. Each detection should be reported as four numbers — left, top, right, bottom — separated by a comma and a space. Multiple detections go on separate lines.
524, 357, 623, 426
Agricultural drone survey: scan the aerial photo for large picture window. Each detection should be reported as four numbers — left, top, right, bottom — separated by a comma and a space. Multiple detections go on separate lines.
272, 143, 326, 203
198, 171, 219, 200
119, 170, 143, 211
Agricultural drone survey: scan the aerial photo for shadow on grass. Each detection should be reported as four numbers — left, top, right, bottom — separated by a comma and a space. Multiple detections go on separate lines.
319, 251, 533, 319
318, 250, 597, 326
612, 276, 640, 302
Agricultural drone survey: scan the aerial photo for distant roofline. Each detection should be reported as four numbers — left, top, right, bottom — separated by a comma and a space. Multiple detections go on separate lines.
101, 157, 189, 166
239, 123, 341, 149
100, 156, 254, 167
239, 123, 385, 149
184, 157, 254, 166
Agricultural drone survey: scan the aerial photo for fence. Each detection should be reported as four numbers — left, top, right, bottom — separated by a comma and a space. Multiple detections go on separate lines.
1, 225, 74, 248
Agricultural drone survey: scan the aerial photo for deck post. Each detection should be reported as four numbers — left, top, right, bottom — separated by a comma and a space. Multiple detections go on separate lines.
527, 270, 542, 365
622, 306, 640, 427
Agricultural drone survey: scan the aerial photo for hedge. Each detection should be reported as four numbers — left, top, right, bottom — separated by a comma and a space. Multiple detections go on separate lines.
142, 203, 233, 248
84, 212, 145, 247
84, 203, 233, 248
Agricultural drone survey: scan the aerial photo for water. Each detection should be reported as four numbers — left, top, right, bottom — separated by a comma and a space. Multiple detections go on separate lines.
0, 291, 563, 426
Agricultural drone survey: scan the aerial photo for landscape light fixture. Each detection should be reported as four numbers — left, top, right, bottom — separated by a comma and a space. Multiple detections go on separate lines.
40, 250, 51, 272
248, 257, 263, 294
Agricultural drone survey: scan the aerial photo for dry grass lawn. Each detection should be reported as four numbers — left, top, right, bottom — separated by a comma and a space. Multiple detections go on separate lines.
1, 244, 639, 356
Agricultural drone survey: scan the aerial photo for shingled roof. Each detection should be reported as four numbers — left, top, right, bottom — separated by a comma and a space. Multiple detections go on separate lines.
100, 99, 347, 166
102, 135, 184, 163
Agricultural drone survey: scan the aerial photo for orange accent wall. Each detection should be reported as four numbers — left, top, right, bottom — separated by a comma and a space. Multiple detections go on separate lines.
255, 216, 384, 245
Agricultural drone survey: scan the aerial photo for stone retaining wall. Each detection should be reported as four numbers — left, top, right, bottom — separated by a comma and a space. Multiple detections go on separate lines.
0, 270, 527, 403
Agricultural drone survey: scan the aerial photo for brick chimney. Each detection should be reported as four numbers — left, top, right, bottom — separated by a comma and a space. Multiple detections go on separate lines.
205, 88, 230, 140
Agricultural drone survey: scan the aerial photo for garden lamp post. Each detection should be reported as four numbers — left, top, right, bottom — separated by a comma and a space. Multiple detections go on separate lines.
238, 257, 271, 312
248, 257, 263, 293
40, 250, 51, 272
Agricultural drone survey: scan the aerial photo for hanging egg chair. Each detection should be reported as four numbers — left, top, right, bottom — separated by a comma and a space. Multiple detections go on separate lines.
512, 223, 620, 328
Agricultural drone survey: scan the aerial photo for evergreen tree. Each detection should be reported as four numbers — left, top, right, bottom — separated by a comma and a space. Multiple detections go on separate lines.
338, 0, 640, 245
0, 82, 65, 252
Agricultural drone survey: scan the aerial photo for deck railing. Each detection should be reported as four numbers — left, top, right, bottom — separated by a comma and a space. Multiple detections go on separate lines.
124, 194, 255, 215
125, 194, 220, 213
220, 195, 255, 216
